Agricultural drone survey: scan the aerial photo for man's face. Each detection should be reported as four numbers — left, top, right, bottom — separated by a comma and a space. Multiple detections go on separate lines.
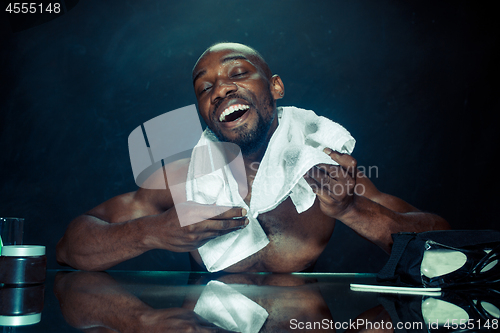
192, 46, 282, 155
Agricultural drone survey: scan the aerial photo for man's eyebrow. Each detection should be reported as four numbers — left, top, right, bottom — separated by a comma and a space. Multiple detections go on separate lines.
193, 69, 206, 85
193, 55, 250, 84
221, 55, 248, 64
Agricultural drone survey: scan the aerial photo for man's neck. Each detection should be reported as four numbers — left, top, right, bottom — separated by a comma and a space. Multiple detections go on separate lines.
242, 114, 279, 175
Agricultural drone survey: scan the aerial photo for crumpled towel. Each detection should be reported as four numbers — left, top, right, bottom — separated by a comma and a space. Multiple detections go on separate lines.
186, 106, 355, 272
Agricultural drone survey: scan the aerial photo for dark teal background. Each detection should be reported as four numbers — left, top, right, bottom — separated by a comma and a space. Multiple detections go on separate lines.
1, 0, 498, 272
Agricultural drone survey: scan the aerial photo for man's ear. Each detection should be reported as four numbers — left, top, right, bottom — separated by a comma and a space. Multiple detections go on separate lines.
270, 75, 285, 100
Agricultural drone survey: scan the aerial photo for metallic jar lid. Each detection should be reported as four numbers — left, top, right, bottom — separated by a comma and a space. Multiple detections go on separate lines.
0, 313, 42, 326
0, 245, 45, 257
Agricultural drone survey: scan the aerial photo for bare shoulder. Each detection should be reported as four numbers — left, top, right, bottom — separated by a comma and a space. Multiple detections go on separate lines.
87, 158, 191, 223
132, 157, 192, 211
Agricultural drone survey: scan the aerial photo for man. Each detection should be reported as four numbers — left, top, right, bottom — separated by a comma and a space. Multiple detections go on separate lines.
56, 42, 450, 272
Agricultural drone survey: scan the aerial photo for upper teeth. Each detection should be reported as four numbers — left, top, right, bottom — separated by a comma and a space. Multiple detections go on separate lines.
219, 104, 250, 122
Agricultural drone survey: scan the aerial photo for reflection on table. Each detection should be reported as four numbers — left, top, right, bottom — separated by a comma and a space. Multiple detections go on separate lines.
1, 271, 499, 332
54, 271, 334, 332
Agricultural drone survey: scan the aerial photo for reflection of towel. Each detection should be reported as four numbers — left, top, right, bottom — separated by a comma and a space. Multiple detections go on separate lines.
186, 106, 355, 272
194, 280, 268, 333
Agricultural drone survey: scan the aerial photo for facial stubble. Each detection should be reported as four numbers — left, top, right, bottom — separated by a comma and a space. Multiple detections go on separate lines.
210, 90, 275, 156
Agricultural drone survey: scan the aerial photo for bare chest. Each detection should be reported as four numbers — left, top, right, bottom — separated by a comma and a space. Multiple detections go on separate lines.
190, 166, 336, 272
220, 197, 335, 272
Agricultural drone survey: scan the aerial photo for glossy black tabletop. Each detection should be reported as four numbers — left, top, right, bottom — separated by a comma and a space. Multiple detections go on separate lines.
1, 270, 499, 332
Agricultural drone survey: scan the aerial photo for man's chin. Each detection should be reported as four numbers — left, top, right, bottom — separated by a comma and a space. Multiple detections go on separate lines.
210, 109, 274, 156
212, 127, 263, 155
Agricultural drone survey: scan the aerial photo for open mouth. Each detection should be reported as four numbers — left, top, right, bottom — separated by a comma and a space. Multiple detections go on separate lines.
219, 104, 250, 123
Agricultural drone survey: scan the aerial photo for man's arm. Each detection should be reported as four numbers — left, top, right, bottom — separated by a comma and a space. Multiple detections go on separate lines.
304, 149, 450, 253
54, 271, 237, 333
56, 189, 169, 271
56, 160, 248, 271
339, 174, 450, 253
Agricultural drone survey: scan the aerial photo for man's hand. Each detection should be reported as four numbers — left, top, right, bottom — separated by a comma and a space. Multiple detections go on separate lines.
148, 202, 249, 253
138, 308, 238, 333
303, 147, 450, 253
303, 148, 359, 219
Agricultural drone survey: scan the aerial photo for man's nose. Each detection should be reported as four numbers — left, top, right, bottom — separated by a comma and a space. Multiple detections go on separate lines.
211, 80, 238, 104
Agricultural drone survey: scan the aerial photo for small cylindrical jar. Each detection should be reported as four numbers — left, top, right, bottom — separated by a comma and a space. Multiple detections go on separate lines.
0, 245, 46, 285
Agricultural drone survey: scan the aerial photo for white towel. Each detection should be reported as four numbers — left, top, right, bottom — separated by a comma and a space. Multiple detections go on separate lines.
194, 280, 268, 333
184, 137, 269, 272
186, 106, 355, 272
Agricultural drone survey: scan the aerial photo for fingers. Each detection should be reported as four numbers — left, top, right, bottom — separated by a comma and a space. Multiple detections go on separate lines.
180, 203, 249, 235
187, 312, 240, 333
306, 171, 355, 199
195, 314, 239, 332
323, 148, 357, 179
304, 165, 344, 194
200, 217, 249, 238
303, 171, 338, 203
306, 164, 339, 182
210, 206, 247, 220
201, 326, 239, 333
212, 328, 240, 333
305, 155, 356, 184
303, 150, 358, 201
197, 205, 249, 233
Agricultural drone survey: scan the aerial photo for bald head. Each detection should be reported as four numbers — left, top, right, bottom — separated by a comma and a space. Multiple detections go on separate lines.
193, 42, 273, 82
